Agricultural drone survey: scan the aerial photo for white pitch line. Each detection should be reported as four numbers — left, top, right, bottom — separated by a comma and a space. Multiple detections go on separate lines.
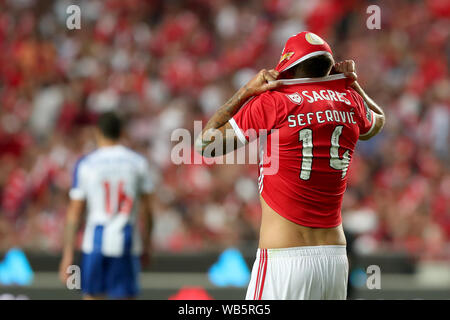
21, 272, 230, 290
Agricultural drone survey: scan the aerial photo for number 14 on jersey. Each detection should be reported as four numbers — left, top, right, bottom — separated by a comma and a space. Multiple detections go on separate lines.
298, 125, 350, 180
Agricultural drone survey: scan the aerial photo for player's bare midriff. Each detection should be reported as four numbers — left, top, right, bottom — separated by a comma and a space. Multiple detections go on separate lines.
258, 196, 347, 249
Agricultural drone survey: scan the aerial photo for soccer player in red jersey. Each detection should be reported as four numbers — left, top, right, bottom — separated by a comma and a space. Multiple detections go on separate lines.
196, 32, 385, 300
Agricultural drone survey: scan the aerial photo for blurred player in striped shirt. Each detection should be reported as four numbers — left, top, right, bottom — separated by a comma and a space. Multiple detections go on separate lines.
59, 112, 154, 299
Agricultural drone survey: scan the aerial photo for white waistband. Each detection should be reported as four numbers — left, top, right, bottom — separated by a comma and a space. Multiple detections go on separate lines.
256, 245, 346, 259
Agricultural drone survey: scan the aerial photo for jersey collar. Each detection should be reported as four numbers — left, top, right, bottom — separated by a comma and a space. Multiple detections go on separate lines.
275, 73, 347, 86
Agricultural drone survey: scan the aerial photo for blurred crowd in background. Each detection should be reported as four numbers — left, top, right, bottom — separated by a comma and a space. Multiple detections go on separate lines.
0, 0, 448, 259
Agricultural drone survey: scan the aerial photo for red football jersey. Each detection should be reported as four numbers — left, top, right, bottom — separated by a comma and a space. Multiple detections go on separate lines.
229, 74, 375, 228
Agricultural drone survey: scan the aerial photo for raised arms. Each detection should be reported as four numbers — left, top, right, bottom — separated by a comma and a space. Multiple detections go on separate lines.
333, 60, 385, 140
194, 69, 281, 157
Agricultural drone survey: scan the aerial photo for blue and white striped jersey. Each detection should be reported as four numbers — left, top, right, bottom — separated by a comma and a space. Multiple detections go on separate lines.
69, 145, 154, 257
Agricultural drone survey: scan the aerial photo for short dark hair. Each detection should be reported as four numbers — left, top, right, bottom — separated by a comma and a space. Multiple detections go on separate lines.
295, 54, 333, 78
97, 111, 122, 140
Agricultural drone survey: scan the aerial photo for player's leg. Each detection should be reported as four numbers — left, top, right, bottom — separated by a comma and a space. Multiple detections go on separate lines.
247, 247, 348, 300
245, 248, 322, 300
80, 252, 107, 299
246, 249, 270, 300
104, 254, 141, 299
322, 246, 349, 300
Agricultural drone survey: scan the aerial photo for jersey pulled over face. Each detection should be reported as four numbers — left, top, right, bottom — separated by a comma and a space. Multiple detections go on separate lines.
229, 74, 375, 228
70, 145, 154, 257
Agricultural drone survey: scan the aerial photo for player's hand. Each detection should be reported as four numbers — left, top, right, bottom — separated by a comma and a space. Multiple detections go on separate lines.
58, 253, 73, 285
141, 244, 153, 269
332, 60, 357, 83
141, 251, 151, 269
242, 69, 281, 97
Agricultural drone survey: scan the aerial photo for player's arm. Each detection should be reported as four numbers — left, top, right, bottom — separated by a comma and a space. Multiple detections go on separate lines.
195, 69, 281, 157
333, 60, 385, 140
139, 160, 156, 267
351, 81, 385, 140
59, 198, 85, 284
140, 192, 154, 267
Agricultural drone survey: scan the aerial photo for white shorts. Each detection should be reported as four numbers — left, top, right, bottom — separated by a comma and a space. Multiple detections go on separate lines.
245, 245, 348, 300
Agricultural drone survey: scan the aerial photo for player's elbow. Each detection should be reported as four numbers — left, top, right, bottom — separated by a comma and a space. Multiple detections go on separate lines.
194, 139, 204, 155
194, 137, 214, 157
66, 199, 85, 222
375, 111, 386, 134
379, 113, 386, 131
359, 113, 385, 141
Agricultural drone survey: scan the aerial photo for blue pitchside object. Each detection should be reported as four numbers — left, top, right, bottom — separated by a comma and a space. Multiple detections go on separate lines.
349, 267, 367, 288
0, 248, 34, 286
208, 248, 250, 287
